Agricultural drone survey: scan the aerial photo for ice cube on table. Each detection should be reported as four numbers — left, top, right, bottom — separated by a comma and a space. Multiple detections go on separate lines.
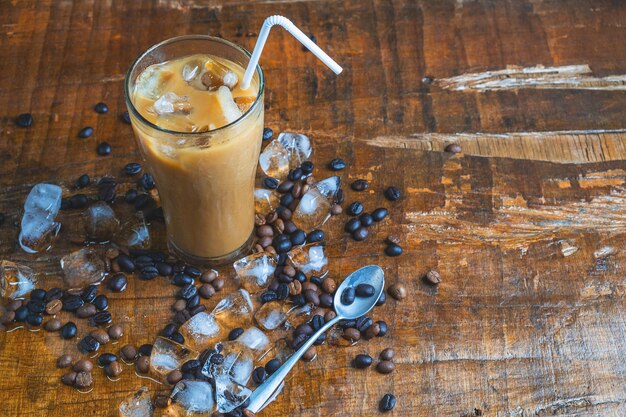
150, 336, 199, 379
116, 212, 150, 249
209, 341, 255, 386
254, 301, 288, 331
215, 86, 242, 124
254, 189, 279, 216
233, 252, 277, 293
214, 373, 252, 413
313, 176, 341, 199
285, 303, 315, 329
152, 92, 191, 115
237, 327, 270, 352
169, 380, 215, 414
177, 312, 222, 352
212, 289, 254, 329
83, 201, 120, 242
118, 386, 153, 417
23, 183, 62, 216
19, 183, 62, 253
259, 140, 290, 180
258, 338, 291, 364
134, 64, 174, 100
60, 248, 106, 289
288, 244, 328, 278
292, 187, 332, 231
277, 132, 312, 168
0, 261, 37, 300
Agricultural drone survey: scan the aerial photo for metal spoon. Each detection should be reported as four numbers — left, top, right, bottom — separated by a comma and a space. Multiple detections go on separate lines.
246, 265, 385, 413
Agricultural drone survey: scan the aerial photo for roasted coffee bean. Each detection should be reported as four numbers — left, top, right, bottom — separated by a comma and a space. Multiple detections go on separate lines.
14, 306, 29, 322
75, 174, 90, 188
212, 277, 225, 291
279, 193, 294, 207
277, 206, 292, 221
290, 293, 306, 306
227, 327, 244, 341
81, 285, 98, 303
178, 284, 197, 300
356, 316, 373, 332
6, 299, 20, 311
184, 265, 201, 278
133, 193, 151, 210
60, 198, 71, 210
135, 356, 150, 373
210, 353, 224, 364
272, 234, 292, 253
57, 354, 74, 368
70, 194, 89, 209
276, 283, 289, 300
321, 278, 337, 294
94, 102, 109, 113
372, 207, 388, 222
388, 283, 407, 300
301, 161, 314, 174
283, 220, 297, 234
172, 299, 187, 312
260, 291, 277, 304
173, 273, 194, 287
94, 294, 109, 311
75, 371, 94, 387
257, 224, 274, 237
376, 361, 395, 374
90, 311, 112, 325
325, 310, 337, 323
181, 359, 201, 373
276, 273, 292, 284
60, 322, 77, 339
27, 299, 45, 314
44, 287, 63, 303
355, 284, 375, 298
78, 336, 100, 353
154, 262, 172, 276
262, 127, 273, 141
353, 354, 373, 369
306, 229, 325, 243
343, 328, 361, 341
1, 311, 15, 325
121, 344, 137, 362
16, 113, 33, 127
138, 344, 153, 357
166, 369, 183, 385
302, 346, 317, 361
98, 353, 118, 366
380, 394, 396, 412
291, 270, 305, 283
106, 361, 124, 378
303, 289, 320, 305
78, 126, 94, 138
61, 371, 77, 386
288, 280, 302, 296
140, 265, 159, 280
62, 295, 84, 311
311, 315, 325, 331
288, 167, 303, 181
98, 184, 116, 203
376, 291, 387, 306
263, 177, 279, 189
30, 288, 46, 301
364, 322, 381, 339
335, 188, 345, 204
121, 111, 131, 124
328, 158, 346, 171
139, 173, 155, 190
384, 186, 401, 201
44, 318, 62, 331
252, 367, 267, 384
90, 329, 110, 344
108, 324, 124, 340
265, 359, 281, 375
352, 227, 369, 241
377, 320, 388, 337
124, 162, 142, 176
385, 243, 403, 257
106, 273, 127, 292
97, 142, 112, 156
351, 179, 368, 191
160, 323, 177, 338
186, 294, 200, 309
445, 143, 462, 153
134, 255, 154, 267
345, 218, 361, 234
26, 313, 43, 326
290, 229, 306, 246
347, 202, 363, 216
319, 293, 333, 308
198, 284, 215, 300
358, 213, 374, 227
291, 333, 308, 349
330, 203, 343, 215
380, 348, 394, 361
117, 254, 135, 272
77, 303, 97, 318
341, 287, 356, 305
277, 180, 294, 194
424, 270, 441, 285
293, 324, 313, 339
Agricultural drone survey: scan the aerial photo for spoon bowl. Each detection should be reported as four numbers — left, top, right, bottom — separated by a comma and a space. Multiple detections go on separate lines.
333, 264, 385, 319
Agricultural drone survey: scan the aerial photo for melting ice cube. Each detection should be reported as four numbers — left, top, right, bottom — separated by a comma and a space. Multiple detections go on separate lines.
177, 312, 222, 352
254, 301, 288, 331
234, 96, 256, 113
202, 59, 239, 91
23, 183, 62, 215
206, 341, 254, 386
233, 252, 277, 293
212, 289, 254, 329
150, 336, 199, 379
118, 387, 153, 417
254, 189, 280, 216
285, 303, 315, 329
237, 327, 270, 352
152, 92, 191, 115
0, 261, 37, 300
60, 248, 106, 289
292, 187, 332, 231
215, 86, 242, 124
19, 183, 62, 253
169, 380, 215, 414
116, 212, 150, 249
214, 373, 252, 413
288, 244, 328, 278
259, 140, 290, 180
277, 132, 312, 168
84, 201, 120, 242
313, 176, 341, 199
134, 64, 174, 100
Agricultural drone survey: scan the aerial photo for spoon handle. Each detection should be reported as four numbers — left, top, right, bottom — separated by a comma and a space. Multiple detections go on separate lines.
246, 315, 342, 413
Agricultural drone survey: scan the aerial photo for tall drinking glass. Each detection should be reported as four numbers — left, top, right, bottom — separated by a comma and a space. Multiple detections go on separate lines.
124, 35, 264, 265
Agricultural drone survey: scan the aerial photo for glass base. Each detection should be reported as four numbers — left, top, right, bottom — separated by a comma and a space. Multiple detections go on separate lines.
167, 233, 254, 267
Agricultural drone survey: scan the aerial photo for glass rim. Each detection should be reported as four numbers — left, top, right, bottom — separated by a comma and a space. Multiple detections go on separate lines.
123, 34, 265, 137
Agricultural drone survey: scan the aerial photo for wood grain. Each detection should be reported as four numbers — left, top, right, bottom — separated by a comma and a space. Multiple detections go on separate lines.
1, 0, 626, 416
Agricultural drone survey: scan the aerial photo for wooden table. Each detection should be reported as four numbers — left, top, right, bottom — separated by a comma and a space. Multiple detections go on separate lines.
1, 0, 626, 416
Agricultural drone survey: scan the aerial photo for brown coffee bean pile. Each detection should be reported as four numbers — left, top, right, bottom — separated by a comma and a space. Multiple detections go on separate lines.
59, 358, 94, 389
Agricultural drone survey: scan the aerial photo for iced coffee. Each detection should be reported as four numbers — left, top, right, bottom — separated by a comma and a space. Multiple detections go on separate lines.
124, 36, 264, 264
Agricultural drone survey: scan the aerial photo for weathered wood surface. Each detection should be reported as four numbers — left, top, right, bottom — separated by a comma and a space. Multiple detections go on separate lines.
1, 0, 626, 416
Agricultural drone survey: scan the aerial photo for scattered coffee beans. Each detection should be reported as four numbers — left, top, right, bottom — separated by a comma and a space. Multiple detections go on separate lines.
351, 179, 369, 191
262, 127, 274, 141
384, 243, 403, 257
60, 322, 78, 339
328, 158, 346, 171
94, 102, 109, 113
424, 270, 441, 285
384, 186, 401, 201
380, 348, 394, 361
15, 113, 33, 128
388, 283, 407, 300
108, 324, 124, 340
353, 354, 373, 369
57, 354, 74, 369
355, 284, 375, 298
380, 394, 396, 412
135, 356, 150, 373
78, 126, 94, 138
376, 360, 395, 374
120, 344, 137, 362
347, 201, 363, 216
341, 287, 355, 305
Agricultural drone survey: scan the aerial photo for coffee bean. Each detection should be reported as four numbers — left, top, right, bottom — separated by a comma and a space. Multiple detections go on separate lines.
62, 295, 84, 312
61, 371, 77, 386
384, 186, 401, 201
358, 213, 374, 227
94, 102, 109, 113
198, 270, 217, 285
57, 354, 74, 368
69, 194, 88, 209
351, 179, 368, 191
290, 229, 306, 246
80, 285, 98, 303
181, 359, 201, 373
172, 299, 187, 312
138, 344, 153, 356
424, 270, 441, 285
279, 193, 294, 207
15, 113, 33, 128
352, 227, 369, 241
288, 280, 302, 296
30, 288, 46, 301
288, 167, 303, 181
76, 303, 97, 318
90, 329, 110, 344
44, 318, 62, 331
380, 394, 396, 412
304, 289, 320, 305
27, 300, 45, 314
1, 311, 15, 325
311, 314, 325, 331
139, 173, 155, 190
60, 322, 77, 339
263, 177, 279, 189
78, 126, 94, 138
183, 266, 200, 278
355, 284, 375, 298
108, 324, 124, 340
140, 265, 159, 280
319, 293, 333, 308
173, 273, 194, 287
223, 327, 244, 342
388, 283, 407, 300
90, 311, 112, 325
78, 336, 100, 353
75, 371, 93, 388
121, 344, 137, 362
178, 284, 197, 300
328, 158, 346, 171
199, 284, 215, 299
304, 230, 324, 244
377, 321, 388, 337
329, 203, 342, 216
212, 277, 225, 291
210, 353, 225, 365
133, 193, 151, 210
262, 127, 273, 141
60, 199, 71, 210
106, 273, 127, 292
380, 348, 394, 361
356, 316, 373, 333
44, 288, 63, 303
343, 328, 361, 341
385, 243, 403, 257
283, 220, 297, 234
256, 225, 273, 238
353, 354, 373, 369
74, 174, 90, 188
335, 188, 345, 204
14, 306, 28, 322
121, 111, 131, 124
186, 294, 201, 309
265, 359, 281, 375
291, 333, 308, 349
276, 283, 289, 300
277, 181, 294, 194
301, 161, 314, 174
372, 208, 388, 222
321, 278, 337, 294
260, 291, 277, 303
345, 218, 361, 233
135, 356, 150, 373
94, 294, 109, 311
341, 287, 356, 305
376, 292, 386, 306
106, 361, 124, 378
26, 313, 43, 326
98, 353, 117, 366
376, 361, 395, 374
277, 206, 292, 221
272, 234, 292, 253
117, 254, 135, 272
347, 202, 363, 216
124, 162, 142, 176
166, 370, 183, 385
97, 142, 112, 156
445, 143, 462, 153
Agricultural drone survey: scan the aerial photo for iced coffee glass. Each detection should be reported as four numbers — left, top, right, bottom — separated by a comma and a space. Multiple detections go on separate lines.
124, 35, 264, 265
